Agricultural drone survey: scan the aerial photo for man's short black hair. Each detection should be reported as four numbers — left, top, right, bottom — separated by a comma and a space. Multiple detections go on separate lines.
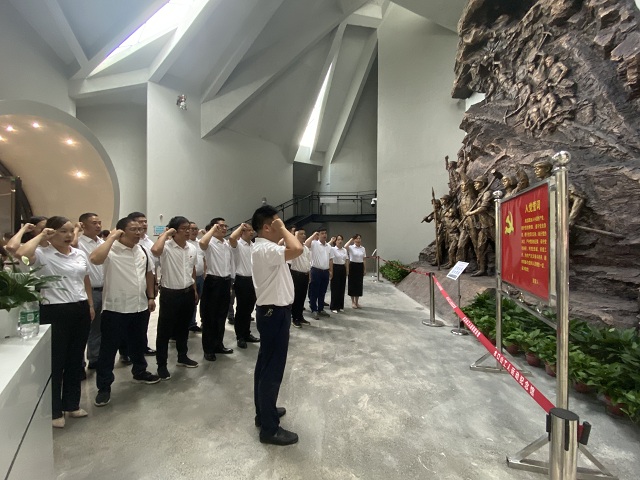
128, 211, 146, 220
317, 227, 327, 233
206, 217, 225, 230
79, 212, 98, 223
116, 217, 137, 231
252, 205, 278, 232
167, 216, 190, 230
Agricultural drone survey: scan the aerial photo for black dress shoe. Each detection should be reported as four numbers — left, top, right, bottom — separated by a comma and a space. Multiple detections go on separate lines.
214, 346, 234, 354
246, 334, 260, 343
237, 339, 247, 349
144, 347, 157, 356
204, 353, 217, 362
259, 427, 298, 446
255, 407, 287, 427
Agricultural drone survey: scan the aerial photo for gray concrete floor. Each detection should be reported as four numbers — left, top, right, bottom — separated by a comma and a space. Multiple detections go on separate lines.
55, 277, 639, 480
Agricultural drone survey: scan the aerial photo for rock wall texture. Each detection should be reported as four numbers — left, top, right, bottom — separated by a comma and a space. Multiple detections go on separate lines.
448, 0, 640, 327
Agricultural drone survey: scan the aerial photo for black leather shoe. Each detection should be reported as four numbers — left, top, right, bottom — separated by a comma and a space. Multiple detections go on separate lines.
260, 427, 298, 446
255, 407, 287, 427
214, 346, 234, 354
144, 347, 157, 356
204, 353, 217, 362
237, 339, 247, 349
246, 334, 260, 343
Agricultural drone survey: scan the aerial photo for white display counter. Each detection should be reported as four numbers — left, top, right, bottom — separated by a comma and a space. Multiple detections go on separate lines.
0, 325, 54, 480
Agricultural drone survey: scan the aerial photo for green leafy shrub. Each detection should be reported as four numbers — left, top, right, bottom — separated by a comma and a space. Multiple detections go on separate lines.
379, 260, 411, 283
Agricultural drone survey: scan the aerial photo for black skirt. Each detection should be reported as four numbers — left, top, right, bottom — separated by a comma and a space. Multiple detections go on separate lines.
348, 262, 364, 297
330, 264, 347, 310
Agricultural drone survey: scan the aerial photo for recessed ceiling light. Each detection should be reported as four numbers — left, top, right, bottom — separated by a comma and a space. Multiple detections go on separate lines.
73, 170, 85, 178
6, 126, 14, 132
66, 138, 75, 145
32, 122, 40, 128
0, 135, 5, 142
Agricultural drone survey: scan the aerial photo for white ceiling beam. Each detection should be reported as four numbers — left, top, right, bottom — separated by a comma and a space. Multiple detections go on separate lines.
338, 0, 369, 15
71, 0, 166, 80
325, 31, 377, 164
200, 0, 285, 103
288, 23, 346, 164
200, 5, 365, 139
69, 69, 149, 99
148, 0, 225, 83
43, 0, 87, 68
346, 2, 384, 28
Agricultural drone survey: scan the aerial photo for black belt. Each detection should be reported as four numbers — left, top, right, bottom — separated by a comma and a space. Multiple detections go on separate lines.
257, 304, 292, 310
291, 269, 309, 274
92, 286, 104, 292
235, 274, 252, 279
208, 275, 231, 280
160, 286, 193, 294
311, 267, 329, 271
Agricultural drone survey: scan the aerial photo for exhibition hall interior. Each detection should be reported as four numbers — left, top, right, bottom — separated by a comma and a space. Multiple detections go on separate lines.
0, 0, 639, 479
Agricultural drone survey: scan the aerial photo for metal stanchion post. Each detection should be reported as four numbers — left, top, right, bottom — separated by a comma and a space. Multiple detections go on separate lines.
423, 273, 444, 327
494, 190, 504, 367
376, 255, 381, 283
451, 276, 468, 335
548, 408, 579, 480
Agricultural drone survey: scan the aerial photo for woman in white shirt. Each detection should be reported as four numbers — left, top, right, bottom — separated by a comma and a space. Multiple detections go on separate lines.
346, 234, 366, 308
17, 216, 94, 428
329, 235, 349, 313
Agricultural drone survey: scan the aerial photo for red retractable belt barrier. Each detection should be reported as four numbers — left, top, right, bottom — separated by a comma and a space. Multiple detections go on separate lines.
372, 255, 556, 413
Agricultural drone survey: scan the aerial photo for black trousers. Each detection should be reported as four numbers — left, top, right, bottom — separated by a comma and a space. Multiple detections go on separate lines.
308, 267, 329, 312
330, 264, 347, 310
201, 276, 231, 354
40, 301, 91, 419
254, 305, 291, 436
290, 270, 309, 321
96, 310, 149, 392
157, 287, 195, 366
233, 275, 256, 340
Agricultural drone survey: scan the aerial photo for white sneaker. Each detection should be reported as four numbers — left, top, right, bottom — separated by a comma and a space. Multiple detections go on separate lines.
66, 408, 88, 418
52, 417, 65, 428
331, 310, 338, 314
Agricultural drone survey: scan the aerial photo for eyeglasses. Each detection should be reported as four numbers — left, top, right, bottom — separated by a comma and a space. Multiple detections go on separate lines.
126, 227, 145, 233
189, 227, 198, 230
178, 226, 191, 231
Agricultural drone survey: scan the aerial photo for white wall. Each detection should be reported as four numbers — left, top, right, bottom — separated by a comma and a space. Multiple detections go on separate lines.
324, 64, 378, 193
76, 104, 147, 224
146, 82, 293, 231
0, 2, 74, 116
377, 4, 465, 263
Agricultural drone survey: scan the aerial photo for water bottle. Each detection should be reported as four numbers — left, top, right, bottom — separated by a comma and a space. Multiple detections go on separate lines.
18, 300, 40, 339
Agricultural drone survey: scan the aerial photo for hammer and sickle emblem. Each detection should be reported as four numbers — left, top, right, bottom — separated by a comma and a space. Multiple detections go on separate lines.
504, 211, 515, 235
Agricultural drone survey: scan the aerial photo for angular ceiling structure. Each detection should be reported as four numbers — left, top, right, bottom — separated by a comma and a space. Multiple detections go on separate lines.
10, 0, 467, 163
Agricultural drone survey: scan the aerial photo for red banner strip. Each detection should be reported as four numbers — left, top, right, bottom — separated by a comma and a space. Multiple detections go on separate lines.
431, 274, 556, 414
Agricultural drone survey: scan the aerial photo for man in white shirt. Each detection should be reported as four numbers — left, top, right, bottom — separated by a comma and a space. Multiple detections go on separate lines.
75, 212, 105, 369
128, 211, 158, 356
230, 223, 259, 348
152, 216, 199, 380
251, 205, 302, 446
305, 228, 333, 320
199, 217, 234, 360
188, 222, 205, 333
289, 229, 311, 328
90, 217, 161, 408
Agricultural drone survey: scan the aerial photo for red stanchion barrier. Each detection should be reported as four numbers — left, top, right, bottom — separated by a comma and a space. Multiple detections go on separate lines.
430, 274, 556, 414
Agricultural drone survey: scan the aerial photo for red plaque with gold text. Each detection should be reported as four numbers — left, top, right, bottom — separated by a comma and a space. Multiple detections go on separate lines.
501, 183, 550, 301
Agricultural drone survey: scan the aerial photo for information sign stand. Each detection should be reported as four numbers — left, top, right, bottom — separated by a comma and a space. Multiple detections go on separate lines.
447, 262, 469, 335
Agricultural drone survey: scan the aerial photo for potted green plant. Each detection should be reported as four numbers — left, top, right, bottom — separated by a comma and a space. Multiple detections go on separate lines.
520, 329, 544, 367
0, 259, 61, 338
503, 327, 528, 355
536, 335, 557, 377
568, 348, 599, 394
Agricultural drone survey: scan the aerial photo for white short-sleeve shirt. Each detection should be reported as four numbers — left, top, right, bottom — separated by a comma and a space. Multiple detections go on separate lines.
233, 238, 253, 277
34, 245, 89, 304
188, 239, 205, 276
102, 241, 153, 313
348, 245, 366, 263
159, 239, 196, 289
309, 239, 332, 269
77, 235, 105, 287
251, 237, 294, 306
290, 245, 311, 273
330, 246, 348, 265
205, 237, 233, 277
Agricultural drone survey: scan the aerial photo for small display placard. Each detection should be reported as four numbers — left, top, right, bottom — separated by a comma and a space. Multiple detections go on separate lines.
446, 261, 469, 281
153, 225, 166, 237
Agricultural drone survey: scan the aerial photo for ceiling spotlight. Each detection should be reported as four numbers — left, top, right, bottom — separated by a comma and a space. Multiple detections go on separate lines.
66, 138, 75, 145
32, 122, 41, 128
6, 126, 14, 132
0, 135, 4, 142
73, 170, 85, 178
177, 94, 187, 110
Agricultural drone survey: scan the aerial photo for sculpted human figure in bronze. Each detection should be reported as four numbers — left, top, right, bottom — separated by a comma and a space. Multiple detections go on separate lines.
456, 179, 479, 265
466, 175, 496, 276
